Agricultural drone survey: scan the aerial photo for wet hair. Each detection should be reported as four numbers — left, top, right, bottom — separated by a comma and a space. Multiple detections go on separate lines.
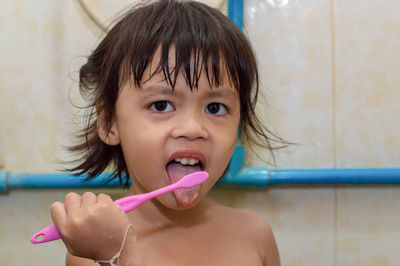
68, 0, 287, 187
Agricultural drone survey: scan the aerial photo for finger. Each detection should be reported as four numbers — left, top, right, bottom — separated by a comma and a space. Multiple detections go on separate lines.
50, 201, 67, 230
97, 193, 118, 211
64, 192, 82, 213
97, 193, 113, 204
81, 192, 97, 208
97, 193, 126, 216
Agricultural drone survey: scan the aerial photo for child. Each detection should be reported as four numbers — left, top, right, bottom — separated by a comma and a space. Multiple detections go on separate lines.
50, 0, 281, 265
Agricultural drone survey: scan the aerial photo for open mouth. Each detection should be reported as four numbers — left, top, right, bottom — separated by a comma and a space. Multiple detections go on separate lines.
166, 157, 204, 184
166, 157, 204, 207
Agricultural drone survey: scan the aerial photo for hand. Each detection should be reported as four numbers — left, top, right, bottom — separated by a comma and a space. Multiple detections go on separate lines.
50, 192, 133, 261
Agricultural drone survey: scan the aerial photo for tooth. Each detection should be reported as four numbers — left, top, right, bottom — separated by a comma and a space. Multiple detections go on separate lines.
173, 158, 200, 166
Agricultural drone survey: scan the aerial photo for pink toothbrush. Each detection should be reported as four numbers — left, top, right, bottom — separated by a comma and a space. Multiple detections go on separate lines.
30, 171, 208, 244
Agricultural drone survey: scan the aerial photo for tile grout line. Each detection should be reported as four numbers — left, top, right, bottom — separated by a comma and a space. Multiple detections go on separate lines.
330, 0, 338, 265
331, 0, 337, 169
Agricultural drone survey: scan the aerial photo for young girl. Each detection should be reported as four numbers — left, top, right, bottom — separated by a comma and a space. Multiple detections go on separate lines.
50, 0, 281, 265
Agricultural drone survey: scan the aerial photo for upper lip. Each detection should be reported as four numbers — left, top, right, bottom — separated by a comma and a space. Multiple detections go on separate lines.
167, 149, 206, 170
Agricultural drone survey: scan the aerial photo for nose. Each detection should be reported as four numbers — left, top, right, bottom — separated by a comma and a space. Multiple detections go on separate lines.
171, 111, 209, 141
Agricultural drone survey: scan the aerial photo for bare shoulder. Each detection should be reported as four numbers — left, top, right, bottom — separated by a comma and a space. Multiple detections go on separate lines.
212, 204, 271, 235
66, 252, 99, 266
238, 209, 281, 266
211, 204, 281, 266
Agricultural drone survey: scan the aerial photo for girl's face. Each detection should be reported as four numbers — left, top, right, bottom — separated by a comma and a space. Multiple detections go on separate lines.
109, 54, 240, 210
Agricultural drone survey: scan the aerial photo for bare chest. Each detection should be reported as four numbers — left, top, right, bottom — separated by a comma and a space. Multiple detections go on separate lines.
134, 230, 263, 266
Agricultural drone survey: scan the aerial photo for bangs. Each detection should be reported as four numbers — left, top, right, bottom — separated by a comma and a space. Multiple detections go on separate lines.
116, 0, 250, 92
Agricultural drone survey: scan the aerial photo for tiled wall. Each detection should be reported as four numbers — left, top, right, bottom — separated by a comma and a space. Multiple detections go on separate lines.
1, 0, 399, 265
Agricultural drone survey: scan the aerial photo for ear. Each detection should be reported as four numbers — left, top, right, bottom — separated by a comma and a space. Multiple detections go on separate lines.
96, 109, 120, 145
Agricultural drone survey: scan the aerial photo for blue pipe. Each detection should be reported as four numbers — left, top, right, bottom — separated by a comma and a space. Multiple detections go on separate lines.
1, 168, 400, 192
228, 0, 243, 30
267, 168, 400, 186
221, 167, 400, 188
226, 0, 246, 182
0, 171, 122, 192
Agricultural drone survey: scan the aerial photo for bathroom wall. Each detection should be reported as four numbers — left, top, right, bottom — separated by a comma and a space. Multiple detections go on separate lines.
1, 0, 399, 265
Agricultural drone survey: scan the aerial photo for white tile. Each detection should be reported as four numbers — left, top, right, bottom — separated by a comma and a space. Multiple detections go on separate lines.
335, 0, 400, 167
244, 0, 334, 168
336, 188, 400, 266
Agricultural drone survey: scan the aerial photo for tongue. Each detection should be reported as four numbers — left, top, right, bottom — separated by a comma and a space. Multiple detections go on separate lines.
166, 162, 202, 207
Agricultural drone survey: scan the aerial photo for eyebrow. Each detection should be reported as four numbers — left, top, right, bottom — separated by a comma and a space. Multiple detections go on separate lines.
205, 89, 238, 101
140, 84, 238, 101
139, 85, 175, 98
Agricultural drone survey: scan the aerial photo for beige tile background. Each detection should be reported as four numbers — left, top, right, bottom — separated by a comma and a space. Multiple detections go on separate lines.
0, 0, 399, 265
334, 0, 400, 265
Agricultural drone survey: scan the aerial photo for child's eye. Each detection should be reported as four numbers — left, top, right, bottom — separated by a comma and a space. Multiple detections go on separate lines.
149, 101, 174, 112
205, 103, 227, 115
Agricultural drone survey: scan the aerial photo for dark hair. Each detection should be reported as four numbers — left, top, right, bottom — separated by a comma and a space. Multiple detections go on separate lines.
68, 0, 287, 187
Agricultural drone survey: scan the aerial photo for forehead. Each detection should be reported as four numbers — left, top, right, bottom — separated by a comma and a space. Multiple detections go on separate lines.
135, 45, 235, 91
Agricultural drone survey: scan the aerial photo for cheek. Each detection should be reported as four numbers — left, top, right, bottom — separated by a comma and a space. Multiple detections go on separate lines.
210, 125, 238, 174
118, 122, 167, 173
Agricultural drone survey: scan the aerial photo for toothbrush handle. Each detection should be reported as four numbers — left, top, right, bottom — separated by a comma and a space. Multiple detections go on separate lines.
114, 182, 180, 213
114, 195, 144, 213
30, 224, 61, 244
